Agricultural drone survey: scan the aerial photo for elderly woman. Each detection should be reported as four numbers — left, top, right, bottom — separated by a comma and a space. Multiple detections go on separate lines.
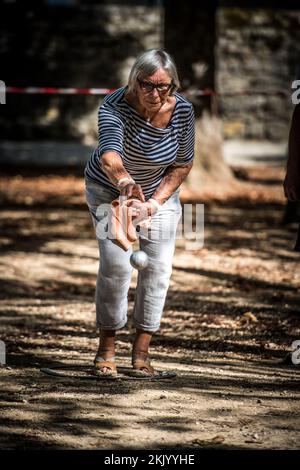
84, 49, 195, 376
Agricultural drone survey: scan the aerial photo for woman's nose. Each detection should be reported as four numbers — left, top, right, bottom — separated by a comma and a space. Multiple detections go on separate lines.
149, 88, 159, 98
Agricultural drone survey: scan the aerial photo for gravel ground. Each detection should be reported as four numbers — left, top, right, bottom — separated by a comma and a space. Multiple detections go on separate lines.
0, 166, 299, 450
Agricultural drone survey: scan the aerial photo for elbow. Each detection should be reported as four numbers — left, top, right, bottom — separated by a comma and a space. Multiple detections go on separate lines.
100, 158, 108, 174
99, 152, 112, 175
183, 161, 194, 174
182, 161, 194, 180
99, 150, 121, 175
171, 160, 194, 171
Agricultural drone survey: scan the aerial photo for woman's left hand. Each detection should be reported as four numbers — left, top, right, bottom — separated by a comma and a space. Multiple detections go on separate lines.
128, 199, 158, 223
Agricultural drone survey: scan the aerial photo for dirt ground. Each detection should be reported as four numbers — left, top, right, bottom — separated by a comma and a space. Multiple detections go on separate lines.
0, 165, 300, 450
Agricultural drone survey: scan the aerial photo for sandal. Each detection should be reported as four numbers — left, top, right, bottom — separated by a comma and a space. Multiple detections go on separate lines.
132, 352, 155, 376
93, 354, 118, 377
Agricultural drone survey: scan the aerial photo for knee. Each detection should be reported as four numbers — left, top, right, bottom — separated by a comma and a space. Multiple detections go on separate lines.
100, 258, 132, 278
148, 256, 172, 277
142, 259, 172, 287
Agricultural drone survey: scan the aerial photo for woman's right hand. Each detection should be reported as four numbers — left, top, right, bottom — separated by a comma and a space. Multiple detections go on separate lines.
119, 181, 145, 202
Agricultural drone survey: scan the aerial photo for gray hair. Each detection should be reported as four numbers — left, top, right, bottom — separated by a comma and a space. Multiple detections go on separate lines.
127, 49, 180, 95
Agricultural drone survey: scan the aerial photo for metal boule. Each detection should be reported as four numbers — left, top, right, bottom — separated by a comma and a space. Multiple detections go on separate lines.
130, 250, 149, 270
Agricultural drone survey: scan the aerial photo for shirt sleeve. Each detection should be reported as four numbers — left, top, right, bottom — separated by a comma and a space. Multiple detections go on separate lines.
173, 105, 195, 166
96, 102, 124, 161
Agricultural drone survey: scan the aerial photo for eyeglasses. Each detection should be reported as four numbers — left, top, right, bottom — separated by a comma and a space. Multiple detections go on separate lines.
138, 79, 173, 94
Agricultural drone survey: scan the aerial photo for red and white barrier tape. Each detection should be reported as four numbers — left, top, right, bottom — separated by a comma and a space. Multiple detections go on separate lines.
6, 87, 115, 95
5, 86, 216, 96
5, 86, 289, 97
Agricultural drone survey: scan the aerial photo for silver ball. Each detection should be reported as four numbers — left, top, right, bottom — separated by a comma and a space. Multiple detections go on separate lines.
130, 250, 149, 270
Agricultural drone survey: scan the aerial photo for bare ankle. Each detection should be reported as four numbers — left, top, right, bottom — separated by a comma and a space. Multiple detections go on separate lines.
98, 329, 116, 356
132, 329, 152, 357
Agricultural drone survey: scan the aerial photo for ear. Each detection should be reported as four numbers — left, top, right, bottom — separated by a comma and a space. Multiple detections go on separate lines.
132, 84, 139, 97
169, 83, 177, 95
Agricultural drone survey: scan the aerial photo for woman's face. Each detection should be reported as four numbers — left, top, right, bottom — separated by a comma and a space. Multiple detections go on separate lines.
136, 68, 173, 112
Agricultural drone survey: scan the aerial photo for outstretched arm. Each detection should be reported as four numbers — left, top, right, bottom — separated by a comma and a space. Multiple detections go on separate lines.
100, 151, 145, 201
126, 161, 193, 221
151, 161, 193, 205
100, 151, 131, 186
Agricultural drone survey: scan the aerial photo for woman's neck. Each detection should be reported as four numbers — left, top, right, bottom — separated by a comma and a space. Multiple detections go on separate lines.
124, 90, 167, 123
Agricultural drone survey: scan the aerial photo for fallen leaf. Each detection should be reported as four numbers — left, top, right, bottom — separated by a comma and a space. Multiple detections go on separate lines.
240, 311, 258, 323
211, 435, 225, 444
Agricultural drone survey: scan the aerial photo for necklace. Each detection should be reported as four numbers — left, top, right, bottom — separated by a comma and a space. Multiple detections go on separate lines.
145, 107, 161, 123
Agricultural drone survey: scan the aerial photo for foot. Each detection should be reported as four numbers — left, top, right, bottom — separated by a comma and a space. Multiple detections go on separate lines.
94, 348, 117, 377
132, 351, 155, 376
132, 329, 154, 375
94, 329, 116, 376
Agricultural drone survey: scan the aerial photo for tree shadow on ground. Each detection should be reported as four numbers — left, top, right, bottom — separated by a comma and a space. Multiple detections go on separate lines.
1, 168, 300, 449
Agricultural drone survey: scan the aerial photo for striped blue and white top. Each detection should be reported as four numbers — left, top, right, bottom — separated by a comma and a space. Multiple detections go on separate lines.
84, 86, 195, 199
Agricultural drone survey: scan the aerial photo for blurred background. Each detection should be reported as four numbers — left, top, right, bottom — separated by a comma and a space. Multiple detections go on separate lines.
1, 0, 300, 451
1, 0, 299, 176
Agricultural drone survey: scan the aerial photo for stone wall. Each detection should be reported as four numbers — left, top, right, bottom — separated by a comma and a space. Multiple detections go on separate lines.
0, 1, 163, 141
216, 8, 300, 140
164, 0, 216, 117
1, 2, 300, 143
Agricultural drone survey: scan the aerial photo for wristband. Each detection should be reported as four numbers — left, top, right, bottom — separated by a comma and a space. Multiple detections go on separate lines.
148, 198, 161, 212
116, 177, 135, 189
